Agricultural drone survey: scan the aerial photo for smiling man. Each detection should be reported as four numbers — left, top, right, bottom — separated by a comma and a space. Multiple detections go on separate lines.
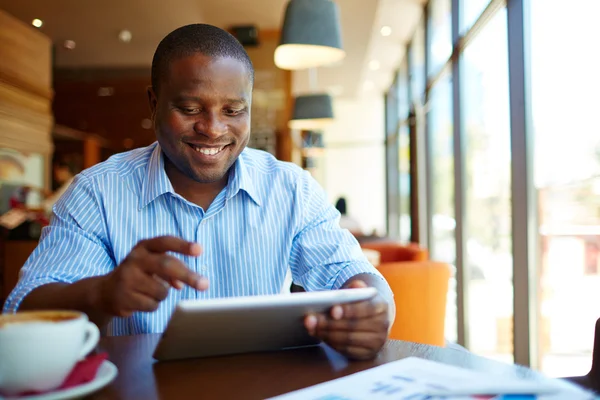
4, 24, 395, 360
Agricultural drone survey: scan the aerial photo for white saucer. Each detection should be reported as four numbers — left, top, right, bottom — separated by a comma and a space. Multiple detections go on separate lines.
5, 360, 118, 400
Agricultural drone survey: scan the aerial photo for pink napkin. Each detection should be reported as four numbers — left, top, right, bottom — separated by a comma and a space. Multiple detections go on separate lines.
8, 352, 108, 397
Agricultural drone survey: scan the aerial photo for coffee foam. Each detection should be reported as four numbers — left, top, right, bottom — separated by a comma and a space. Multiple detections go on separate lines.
0, 311, 79, 328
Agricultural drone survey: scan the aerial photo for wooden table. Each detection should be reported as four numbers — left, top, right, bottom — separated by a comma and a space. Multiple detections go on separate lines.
90, 334, 553, 400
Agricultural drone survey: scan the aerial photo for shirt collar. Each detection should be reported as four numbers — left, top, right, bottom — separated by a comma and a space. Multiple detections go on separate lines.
140, 144, 262, 209
139, 143, 174, 209
226, 150, 262, 207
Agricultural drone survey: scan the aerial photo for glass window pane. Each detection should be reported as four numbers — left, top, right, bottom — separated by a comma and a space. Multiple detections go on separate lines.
531, 0, 600, 377
428, 0, 452, 76
462, 8, 513, 363
410, 19, 426, 106
428, 70, 457, 342
461, 0, 491, 33
386, 83, 400, 238
398, 59, 410, 121
397, 61, 411, 242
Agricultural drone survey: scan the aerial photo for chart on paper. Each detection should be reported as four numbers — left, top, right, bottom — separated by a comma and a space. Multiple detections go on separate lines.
267, 357, 594, 400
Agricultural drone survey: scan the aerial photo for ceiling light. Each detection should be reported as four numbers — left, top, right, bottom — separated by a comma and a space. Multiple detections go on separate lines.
31, 19, 43, 28
289, 94, 335, 130
141, 119, 153, 130
275, 0, 346, 70
97, 87, 114, 97
118, 30, 132, 43
63, 40, 76, 50
380, 26, 392, 37
369, 60, 380, 71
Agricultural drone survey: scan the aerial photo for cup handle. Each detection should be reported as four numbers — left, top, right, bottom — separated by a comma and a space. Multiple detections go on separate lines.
78, 321, 100, 359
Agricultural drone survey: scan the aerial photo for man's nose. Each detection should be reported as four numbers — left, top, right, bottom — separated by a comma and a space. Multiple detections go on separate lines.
193, 112, 227, 138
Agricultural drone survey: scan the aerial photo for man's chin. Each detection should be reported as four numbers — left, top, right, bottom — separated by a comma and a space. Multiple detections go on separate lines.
189, 167, 229, 185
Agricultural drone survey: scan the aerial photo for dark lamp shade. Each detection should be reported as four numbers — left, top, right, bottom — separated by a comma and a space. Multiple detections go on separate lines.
275, 0, 346, 70
289, 93, 334, 130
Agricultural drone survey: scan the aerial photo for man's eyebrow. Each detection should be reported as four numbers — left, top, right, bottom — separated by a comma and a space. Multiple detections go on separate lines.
225, 99, 248, 106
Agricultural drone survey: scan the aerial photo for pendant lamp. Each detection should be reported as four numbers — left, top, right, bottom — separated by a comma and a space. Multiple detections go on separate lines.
275, 0, 346, 70
288, 93, 334, 130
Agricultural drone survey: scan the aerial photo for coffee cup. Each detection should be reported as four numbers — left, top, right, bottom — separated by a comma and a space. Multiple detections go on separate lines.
0, 310, 100, 396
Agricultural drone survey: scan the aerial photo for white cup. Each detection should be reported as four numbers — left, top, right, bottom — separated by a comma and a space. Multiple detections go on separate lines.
0, 310, 100, 396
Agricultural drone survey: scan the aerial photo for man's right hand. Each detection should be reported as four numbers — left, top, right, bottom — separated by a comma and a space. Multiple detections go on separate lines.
97, 236, 208, 317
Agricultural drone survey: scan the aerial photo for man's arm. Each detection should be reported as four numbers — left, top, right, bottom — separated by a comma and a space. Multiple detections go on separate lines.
19, 277, 111, 330
7, 175, 208, 333
288, 170, 395, 359
3, 174, 116, 329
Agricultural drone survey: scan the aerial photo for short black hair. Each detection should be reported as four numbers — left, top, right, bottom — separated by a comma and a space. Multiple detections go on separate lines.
335, 197, 347, 215
151, 23, 254, 94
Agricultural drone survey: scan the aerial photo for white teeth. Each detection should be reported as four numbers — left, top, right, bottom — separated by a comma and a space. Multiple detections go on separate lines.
194, 146, 224, 155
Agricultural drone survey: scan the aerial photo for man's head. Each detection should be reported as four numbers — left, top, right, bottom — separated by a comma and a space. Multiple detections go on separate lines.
53, 161, 76, 185
149, 24, 254, 185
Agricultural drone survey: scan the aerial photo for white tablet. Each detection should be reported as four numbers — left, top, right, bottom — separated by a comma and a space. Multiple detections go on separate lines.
152, 287, 378, 361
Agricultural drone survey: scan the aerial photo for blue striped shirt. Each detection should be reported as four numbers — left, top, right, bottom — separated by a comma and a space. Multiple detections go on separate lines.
4, 143, 390, 335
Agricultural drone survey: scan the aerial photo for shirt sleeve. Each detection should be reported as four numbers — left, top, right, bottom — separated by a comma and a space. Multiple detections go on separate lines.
288, 170, 393, 298
3, 173, 116, 313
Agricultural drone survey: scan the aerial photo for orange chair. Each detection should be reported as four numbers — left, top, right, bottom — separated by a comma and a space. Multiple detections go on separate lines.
378, 261, 451, 347
360, 241, 428, 263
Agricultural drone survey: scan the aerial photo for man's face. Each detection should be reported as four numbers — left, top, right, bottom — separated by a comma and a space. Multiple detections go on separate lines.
148, 54, 252, 184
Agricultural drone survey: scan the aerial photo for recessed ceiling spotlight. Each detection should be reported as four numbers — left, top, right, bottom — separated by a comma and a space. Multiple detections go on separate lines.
118, 30, 132, 43
141, 119, 153, 130
63, 40, 76, 50
380, 26, 392, 37
31, 19, 43, 28
97, 87, 115, 97
369, 60, 380, 71
123, 138, 134, 149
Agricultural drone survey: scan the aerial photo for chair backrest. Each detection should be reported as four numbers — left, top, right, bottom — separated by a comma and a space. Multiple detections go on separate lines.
361, 241, 428, 263
377, 261, 451, 346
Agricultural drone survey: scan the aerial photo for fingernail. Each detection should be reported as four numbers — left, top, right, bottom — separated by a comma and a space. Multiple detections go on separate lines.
196, 277, 209, 291
174, 280, 183, 290
331, 305, 343, 320
190, 243, 202, 256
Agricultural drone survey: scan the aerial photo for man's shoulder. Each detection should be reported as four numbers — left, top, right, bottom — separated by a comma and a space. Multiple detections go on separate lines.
79, 144, 155, 181
241, 147, 305, 180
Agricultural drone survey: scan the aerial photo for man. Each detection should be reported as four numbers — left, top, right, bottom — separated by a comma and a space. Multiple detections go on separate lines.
4, 24, 394, 360
41, 160, 77, 214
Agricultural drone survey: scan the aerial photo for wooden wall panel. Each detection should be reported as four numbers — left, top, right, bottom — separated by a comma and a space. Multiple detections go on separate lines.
0, 9, 53, 156
0, 10, 52, 99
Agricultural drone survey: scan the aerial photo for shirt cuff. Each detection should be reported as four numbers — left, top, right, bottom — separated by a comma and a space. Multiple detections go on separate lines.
2, 277, 62, 313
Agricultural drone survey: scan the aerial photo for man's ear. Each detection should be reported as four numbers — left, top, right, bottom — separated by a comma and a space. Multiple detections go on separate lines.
147, 86, 158, 120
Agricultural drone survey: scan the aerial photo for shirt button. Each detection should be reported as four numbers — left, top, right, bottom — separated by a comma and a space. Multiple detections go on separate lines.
201, 265, 208, 272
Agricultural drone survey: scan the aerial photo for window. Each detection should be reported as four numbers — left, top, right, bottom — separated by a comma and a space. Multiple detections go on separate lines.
531, 0, 600, 377
462, 8, 513, 362
461, 0, 491, 32
385, 81, 400, 238
410, 19, 426, 106
397, 61, 412, 242
427, 70, 457, 341
428, 0, 452, 76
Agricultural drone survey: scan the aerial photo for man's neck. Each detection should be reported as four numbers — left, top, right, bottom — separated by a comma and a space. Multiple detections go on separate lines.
164, 159, 229, 211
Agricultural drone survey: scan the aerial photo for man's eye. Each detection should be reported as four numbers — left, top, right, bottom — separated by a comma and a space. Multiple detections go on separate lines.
224, 108, 244, 116
180, 107, 200, 114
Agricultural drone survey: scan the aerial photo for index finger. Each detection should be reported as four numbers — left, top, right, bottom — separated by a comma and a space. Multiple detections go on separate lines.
139, 236, 202, 256
147, 254, 208, 291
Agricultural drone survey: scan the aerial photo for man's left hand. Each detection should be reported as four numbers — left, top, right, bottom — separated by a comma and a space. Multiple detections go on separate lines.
304, 280, 390, 360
